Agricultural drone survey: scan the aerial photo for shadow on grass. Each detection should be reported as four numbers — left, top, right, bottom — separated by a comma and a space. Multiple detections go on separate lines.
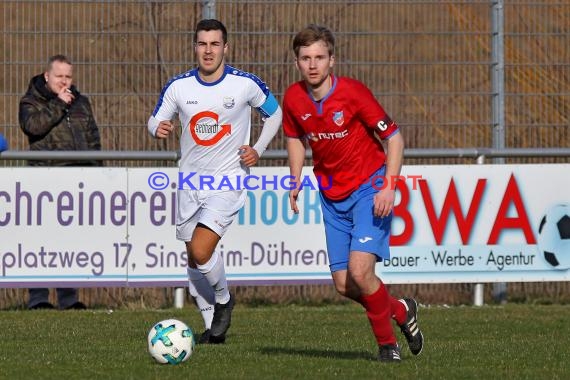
260, 346, 375, 361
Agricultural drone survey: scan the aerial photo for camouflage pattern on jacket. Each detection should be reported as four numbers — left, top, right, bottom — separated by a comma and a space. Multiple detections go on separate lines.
19, 74, 102, 166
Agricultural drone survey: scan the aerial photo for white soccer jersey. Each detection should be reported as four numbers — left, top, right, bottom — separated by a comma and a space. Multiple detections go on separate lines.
151, 65, 273, 180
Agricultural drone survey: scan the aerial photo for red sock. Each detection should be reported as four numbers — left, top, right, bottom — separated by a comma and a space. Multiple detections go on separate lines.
359, 282, 397, 346
390, 297, 407, 325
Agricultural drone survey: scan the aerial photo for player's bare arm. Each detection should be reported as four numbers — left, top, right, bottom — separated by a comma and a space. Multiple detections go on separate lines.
287, 137, 307, 214
373, 132, 404, 217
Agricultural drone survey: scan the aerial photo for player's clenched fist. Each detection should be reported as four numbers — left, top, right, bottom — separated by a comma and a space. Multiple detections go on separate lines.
156, 120, 174, 138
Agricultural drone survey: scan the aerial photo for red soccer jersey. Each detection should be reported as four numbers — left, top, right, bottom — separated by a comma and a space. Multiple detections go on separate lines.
283, 75, 399, 200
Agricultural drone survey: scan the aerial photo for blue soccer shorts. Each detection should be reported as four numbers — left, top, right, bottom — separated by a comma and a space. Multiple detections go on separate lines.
319, 166, 393, 272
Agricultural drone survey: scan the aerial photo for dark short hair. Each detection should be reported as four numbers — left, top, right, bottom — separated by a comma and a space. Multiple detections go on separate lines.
47, 54, 72, 71
292, 24, 335, 57
194, 19, 228, 44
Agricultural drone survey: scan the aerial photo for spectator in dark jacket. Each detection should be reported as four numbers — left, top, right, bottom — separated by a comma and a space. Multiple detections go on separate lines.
19, 54, 101, 167
18, 54, 102, 310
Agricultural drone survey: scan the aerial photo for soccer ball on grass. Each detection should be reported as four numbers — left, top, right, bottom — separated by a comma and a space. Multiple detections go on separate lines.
148, 319, 195, 364
537, 204, 570, 270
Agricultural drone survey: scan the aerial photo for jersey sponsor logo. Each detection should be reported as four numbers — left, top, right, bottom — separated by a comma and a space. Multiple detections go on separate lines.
307, 129, 349, 141
301, 113, 311, 121
189, 111, 231, 146
186, 100, 198, 104
223, 97, 235, 109
332, 111, 344, 126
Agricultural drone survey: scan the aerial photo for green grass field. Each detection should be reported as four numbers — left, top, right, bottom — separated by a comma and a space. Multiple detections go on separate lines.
1, 303, 569, 380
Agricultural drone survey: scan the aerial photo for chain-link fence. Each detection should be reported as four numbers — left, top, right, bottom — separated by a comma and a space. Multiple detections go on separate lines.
1, 1, 568, 162
0, 0, 568, 307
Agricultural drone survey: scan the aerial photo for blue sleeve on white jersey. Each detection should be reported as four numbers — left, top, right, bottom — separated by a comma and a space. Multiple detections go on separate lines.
256, 92, 279, 118
226, 66, 278, 118
152, 76, 176, 117
152, 69, 196, 117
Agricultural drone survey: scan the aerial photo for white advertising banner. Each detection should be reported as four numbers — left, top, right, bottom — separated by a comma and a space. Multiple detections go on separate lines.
0, 164, 568, 287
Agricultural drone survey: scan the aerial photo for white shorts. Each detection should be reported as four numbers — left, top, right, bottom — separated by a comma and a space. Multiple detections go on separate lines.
176, 189, 246, 241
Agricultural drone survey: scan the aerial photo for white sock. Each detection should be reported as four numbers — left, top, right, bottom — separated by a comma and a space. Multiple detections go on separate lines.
187, 267, 215, 329
196, 251, 230, 305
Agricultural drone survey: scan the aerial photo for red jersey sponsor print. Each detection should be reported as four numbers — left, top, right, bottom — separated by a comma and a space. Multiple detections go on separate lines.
189, 110, 232, 147
283, 75, 399, 200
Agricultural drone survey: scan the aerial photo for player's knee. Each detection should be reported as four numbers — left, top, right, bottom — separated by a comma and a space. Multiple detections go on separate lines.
188, 246, 215, 266
334, 280, 362, 301
349, 268, 378, 293
333, 282, 348, 296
